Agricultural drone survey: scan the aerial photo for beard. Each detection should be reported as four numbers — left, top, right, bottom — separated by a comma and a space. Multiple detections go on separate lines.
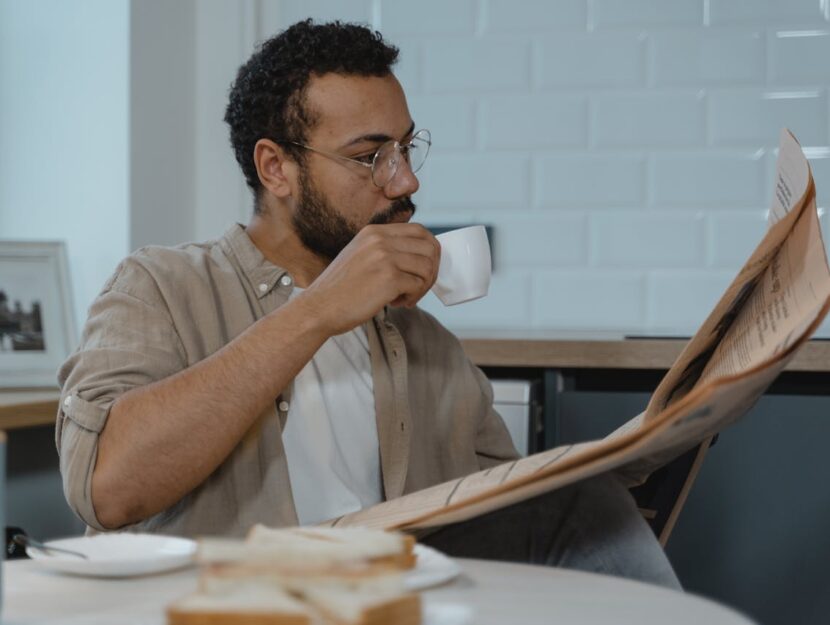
292, 169, 416, 262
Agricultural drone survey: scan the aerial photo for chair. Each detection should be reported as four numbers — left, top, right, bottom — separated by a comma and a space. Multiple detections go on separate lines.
629, 436, 716, 546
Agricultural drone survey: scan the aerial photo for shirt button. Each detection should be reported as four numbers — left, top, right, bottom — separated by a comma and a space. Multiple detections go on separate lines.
63, 396, 72, 408
258, 283, 268, 293
280, 275, 293, 287
278, 400, 290, 412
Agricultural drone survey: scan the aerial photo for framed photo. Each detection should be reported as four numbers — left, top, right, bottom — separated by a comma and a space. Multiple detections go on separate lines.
0, 241, 76, 388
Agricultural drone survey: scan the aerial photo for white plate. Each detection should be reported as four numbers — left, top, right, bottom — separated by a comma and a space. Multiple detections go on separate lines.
27, 533, 197, 578
405, 544, 462, 591
423, 603, 474, 625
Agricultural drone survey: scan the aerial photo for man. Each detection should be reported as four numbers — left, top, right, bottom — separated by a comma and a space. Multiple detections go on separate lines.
57, 20, 679, 588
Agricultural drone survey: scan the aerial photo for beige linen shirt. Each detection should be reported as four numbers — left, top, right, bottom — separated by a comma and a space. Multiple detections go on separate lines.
56, 224, 518, 537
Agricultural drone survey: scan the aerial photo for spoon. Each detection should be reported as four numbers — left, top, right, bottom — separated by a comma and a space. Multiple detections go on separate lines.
13, 534, 89, 560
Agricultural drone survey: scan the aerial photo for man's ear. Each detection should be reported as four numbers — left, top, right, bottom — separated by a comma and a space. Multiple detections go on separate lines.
253, 139, 297, 198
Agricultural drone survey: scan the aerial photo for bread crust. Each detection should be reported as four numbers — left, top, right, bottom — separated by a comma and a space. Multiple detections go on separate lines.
167, 608, 310, 625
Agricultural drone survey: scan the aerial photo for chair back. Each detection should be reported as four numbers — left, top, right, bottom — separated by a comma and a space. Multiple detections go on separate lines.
630, 436, 715, 546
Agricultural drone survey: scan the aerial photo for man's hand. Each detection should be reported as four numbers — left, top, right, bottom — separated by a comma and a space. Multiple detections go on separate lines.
298, 223, 440, 335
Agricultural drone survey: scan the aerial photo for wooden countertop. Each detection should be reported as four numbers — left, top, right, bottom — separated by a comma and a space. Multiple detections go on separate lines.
3, 336, 829, 431
457, 333, 830, 372
0, 388, 60, 430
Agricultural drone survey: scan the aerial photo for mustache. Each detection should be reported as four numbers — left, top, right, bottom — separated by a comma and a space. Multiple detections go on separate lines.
368, 197, 416, 225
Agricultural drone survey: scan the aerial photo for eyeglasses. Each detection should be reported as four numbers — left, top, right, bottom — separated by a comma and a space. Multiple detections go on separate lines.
279, 129, 431, 188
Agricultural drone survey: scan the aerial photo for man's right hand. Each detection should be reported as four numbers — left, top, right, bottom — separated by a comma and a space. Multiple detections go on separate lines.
297, 223, 441, 336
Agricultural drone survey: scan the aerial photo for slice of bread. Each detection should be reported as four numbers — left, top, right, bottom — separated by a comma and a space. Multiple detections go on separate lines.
168, 580, 421, 625
198, 527, 416, 570
167, 585, 312, 625
304, 587, 422, 625
170, 527, 422, 625
200, 561, 408, 594
248, 526, 416, 569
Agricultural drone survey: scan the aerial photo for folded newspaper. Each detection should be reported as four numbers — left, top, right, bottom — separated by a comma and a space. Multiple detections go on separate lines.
323, 129, 830, 532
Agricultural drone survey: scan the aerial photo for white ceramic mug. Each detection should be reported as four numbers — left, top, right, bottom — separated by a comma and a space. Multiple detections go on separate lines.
431, 225, 492, 306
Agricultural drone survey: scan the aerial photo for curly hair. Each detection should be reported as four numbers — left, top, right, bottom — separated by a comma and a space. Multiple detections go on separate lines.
224, 19, 399, 207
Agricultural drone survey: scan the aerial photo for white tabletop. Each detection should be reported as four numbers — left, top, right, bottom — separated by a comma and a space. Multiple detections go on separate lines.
2, 558, 754, 625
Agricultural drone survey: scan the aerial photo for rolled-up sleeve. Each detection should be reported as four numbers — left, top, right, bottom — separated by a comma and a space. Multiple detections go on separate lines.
56, 258, 187, 530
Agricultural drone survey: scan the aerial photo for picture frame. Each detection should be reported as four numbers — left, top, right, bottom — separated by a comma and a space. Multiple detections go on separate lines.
0, 241, 76, 388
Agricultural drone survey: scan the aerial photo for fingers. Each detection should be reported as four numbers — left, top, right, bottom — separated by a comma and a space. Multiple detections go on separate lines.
387, 238, 439, 283
313, 223, 441, 317
362, 223, 440, 258
360, 224, 440, 285
369, 222, 433, 239
391, 271, 428, 307
391, 251, 434, 288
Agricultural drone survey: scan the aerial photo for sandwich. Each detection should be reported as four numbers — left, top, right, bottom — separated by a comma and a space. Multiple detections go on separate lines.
167, 573, 421, 625
167, 526, 421, 625
197, 525, 417, 571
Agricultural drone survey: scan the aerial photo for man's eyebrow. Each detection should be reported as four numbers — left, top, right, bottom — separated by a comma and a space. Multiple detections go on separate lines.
343, 121, 416, 148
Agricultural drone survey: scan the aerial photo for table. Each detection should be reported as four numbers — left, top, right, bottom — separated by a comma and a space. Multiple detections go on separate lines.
2, 558, 754, 624
0, 388, 59, 430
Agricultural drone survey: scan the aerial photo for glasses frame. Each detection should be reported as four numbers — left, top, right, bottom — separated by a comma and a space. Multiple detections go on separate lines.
278, 128, 431, 187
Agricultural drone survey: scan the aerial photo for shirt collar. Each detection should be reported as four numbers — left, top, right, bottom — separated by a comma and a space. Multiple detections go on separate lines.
220, 223, 291, 299
219, 224, 398, 317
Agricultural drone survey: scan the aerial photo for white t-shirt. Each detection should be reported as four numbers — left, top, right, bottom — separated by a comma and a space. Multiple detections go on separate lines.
281, 290, 382, 525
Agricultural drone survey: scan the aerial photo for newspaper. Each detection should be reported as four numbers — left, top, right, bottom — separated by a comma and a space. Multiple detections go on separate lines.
323, 129, 830, 532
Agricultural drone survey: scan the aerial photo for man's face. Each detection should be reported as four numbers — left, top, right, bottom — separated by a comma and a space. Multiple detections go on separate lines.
293, 169, 415, 262
289, 73, 420, 261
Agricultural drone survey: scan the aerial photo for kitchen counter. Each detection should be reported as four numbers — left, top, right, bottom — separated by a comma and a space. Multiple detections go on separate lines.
3, 334, 830, 431
457, 331, 830, 372
0, 388, 60, 430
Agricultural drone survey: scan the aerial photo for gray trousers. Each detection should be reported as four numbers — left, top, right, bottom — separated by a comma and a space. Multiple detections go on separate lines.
420, 472, 682, 590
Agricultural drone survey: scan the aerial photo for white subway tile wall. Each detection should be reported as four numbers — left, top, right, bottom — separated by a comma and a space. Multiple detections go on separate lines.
535, 154, 645, 207
769, 30, 830, 83
259, 0, 373, 26
592, 0, 702, 28
592, 92, 706, 147
264, 1, 830, 335
647, 271, 735, 332
650, 30, 765, 86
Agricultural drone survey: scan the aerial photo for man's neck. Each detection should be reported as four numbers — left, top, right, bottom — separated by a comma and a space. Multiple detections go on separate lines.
245, 211, 328, 289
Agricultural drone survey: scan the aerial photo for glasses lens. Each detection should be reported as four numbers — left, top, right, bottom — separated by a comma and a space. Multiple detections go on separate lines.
372, 140, 400, 187
370, 130, 432, 187
407, 130, 431, 174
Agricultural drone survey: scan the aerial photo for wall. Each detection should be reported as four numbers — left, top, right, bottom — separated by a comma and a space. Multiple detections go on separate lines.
4, 1, 830, 340
129, 0, 197, 250
0, 0, 130, 335
0, 0, 130, 545
205, 0, 830, 337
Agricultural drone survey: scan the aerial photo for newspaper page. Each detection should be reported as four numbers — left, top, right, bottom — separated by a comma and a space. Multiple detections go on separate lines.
642, 129, 816, 421
322, 129, 830, 532
769, 128, 811, 225
699, 197, 829, 383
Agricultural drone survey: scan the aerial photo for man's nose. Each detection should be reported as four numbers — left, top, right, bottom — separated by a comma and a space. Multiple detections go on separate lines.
384, 158, 420, 199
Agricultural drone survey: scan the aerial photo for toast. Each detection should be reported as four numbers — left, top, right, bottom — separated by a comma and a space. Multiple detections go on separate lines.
198, 526, 416, 571
168, 579, 421, 625
168, 527, 422, 625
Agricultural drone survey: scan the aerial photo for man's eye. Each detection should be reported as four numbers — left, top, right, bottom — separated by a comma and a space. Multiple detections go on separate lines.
353, 153, 375, 165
